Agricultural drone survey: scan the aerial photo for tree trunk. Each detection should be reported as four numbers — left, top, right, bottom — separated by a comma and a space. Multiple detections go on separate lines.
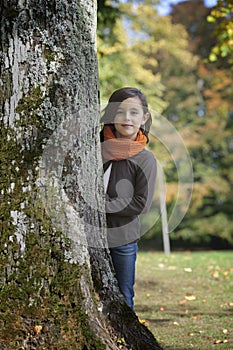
0, 1, 162, 349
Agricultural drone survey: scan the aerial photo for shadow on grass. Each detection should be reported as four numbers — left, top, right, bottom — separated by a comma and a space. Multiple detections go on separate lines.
136, 301, 233, 317
163, 347, 196, 350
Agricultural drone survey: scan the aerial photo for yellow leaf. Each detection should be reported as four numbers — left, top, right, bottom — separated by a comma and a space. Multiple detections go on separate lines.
209, 53, 217, 61
158, 263, 165, 268
207, 15, 216, 23
214, 339, 228, 344
34, 325, 42, 335
185, 295, 196, 301
184, 268, 192, 272
139, 319, 150, 326
212, 271, 219, 279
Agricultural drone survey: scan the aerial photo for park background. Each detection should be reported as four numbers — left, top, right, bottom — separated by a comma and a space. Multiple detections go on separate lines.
0, 1, 232, 349
97, 0, 233, 252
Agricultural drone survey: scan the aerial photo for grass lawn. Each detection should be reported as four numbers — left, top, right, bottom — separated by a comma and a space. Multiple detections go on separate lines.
134, 250, 233, 350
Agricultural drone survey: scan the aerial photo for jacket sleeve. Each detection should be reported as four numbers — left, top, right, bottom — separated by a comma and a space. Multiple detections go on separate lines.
105, 155, 157, 217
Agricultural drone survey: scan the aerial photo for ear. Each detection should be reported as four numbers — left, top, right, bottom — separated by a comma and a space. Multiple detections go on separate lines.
142, 112, 150, 124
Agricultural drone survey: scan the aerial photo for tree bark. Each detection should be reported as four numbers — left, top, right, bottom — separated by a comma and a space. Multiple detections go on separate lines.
0, 1, 162, 349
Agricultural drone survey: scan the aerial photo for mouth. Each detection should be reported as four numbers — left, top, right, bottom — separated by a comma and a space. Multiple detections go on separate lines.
121, 124, 133, 127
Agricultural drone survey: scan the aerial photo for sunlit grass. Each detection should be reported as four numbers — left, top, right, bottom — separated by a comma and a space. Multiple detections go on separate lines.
135, 251, 233, 350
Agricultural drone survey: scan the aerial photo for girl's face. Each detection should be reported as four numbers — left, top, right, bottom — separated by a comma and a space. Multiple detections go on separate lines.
114, 96, 149, 140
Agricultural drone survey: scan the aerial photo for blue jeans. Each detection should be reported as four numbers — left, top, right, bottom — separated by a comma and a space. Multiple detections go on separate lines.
110, 242, 138, 309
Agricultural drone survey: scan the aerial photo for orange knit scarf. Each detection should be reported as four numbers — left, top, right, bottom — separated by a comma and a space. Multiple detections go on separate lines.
101, 125, 147, 161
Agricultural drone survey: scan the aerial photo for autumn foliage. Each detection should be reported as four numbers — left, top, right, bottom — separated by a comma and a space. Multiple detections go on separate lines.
97, 0, 233, 249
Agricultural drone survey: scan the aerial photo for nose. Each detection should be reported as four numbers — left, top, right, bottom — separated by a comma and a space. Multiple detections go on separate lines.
125, 111, 131, 121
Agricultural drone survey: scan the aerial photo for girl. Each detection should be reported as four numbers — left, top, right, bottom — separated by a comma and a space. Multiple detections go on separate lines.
100, 87, 157, 309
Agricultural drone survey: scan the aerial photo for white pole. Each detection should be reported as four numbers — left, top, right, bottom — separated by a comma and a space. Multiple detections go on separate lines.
157, 163, 171, 254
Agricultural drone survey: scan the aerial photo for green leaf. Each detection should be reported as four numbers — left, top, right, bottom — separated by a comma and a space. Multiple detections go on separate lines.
209, 52, 218, 61
207, 15, 216, 23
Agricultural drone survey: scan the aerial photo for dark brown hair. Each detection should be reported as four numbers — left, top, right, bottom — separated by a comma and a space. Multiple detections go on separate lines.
100, 87, 152, 143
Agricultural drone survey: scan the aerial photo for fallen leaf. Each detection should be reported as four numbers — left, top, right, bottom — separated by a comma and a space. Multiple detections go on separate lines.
184, 268, 192, 272
139, 319, 150, 326
222, 329, 228, 334
214, 339, 228, 344
191, 314, 202, 320
158, 263, 165, 268
34, 325, 42, 335
179, 299, 187, 305
212, 271, 219, 279
185, 295, 196, 301
173, 321, 179, 326
143, 280, 150, 284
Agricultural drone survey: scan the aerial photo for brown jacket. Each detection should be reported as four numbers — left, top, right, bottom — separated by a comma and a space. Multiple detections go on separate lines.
104, 149, 157, 247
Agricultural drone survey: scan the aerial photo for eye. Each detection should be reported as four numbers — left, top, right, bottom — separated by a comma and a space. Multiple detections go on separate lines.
116, 110, 124, 115
130, 110, 140, 116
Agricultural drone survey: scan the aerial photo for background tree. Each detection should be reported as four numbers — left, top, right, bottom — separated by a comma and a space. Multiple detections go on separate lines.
0, 1, 162, 349
97, 0, 121, 42
97, 9, 166, 113
207, 0, 233, 64
169, 0, 233, 249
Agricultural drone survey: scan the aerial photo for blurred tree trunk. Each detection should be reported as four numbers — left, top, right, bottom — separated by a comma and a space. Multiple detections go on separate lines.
0, 1, 162, 349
